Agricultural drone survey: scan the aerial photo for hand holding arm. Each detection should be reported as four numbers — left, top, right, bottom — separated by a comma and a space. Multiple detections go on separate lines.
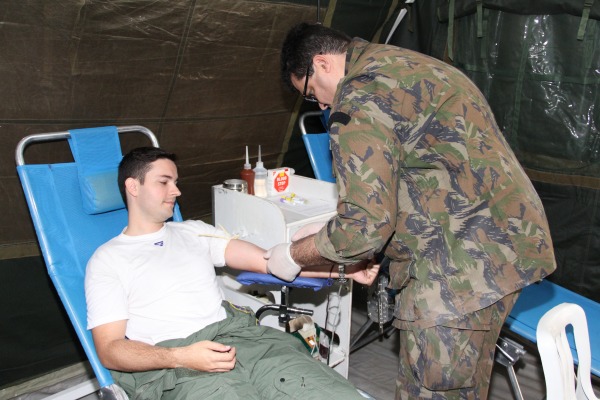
345, 259, 380, 286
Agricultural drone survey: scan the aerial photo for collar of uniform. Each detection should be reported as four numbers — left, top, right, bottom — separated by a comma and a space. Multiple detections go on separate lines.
345, 37, 370, 75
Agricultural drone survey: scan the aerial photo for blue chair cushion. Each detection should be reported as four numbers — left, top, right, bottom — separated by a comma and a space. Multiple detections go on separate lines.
68, 126, 125, 214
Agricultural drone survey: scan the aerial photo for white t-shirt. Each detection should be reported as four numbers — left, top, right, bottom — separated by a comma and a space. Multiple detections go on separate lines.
85, 220, 230, 345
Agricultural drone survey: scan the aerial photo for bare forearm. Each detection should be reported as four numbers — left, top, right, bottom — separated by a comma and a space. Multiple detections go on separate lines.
290, 235, 332, 267
98, 338, 178, 372
97, 337, 236, 373
225, 239, 267, 273
291, 236, 377, 283
265, 234, 379, 284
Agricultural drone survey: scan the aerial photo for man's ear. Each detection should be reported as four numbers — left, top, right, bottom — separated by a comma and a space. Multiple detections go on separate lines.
124, 177, 139, 198
313, 54, 332, 73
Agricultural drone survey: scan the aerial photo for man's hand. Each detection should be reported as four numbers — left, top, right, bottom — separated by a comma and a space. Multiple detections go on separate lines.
346, 259, 380, 286
263, 243, 301, 282
291, 221, 327, 241
175, 340, 236, 372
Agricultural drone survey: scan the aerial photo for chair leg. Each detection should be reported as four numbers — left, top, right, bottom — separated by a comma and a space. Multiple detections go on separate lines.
495, 336, 526, 400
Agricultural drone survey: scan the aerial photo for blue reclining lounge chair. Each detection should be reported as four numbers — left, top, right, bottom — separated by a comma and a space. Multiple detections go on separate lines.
17, 125, 375, 399
16, 126, 182, 399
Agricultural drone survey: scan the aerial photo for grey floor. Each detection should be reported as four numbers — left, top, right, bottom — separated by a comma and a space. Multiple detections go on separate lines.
348, 306, 547, 400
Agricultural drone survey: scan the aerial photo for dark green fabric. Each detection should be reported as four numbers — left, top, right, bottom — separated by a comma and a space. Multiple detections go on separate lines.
533, 181, 600, 302
437, 0, 600, 21
111, 302, 363, 400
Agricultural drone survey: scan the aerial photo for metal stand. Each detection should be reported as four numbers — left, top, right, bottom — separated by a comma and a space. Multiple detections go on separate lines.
350, 319, 396, 353
495, 336, 527, 400
255, 286, 313, 332
350, 259, 396, 353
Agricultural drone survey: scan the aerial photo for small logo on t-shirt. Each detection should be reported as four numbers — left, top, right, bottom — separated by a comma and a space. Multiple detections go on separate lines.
154, 241, 164, 246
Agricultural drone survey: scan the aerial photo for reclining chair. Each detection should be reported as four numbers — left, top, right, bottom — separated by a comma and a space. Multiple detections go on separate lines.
17, 125, 374, 399
299, 110, 335, 183
498, 278, 600, 400
16, 126, 181, 399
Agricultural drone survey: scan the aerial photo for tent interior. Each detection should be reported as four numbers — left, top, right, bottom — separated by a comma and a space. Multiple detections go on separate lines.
1, 0, 599, 398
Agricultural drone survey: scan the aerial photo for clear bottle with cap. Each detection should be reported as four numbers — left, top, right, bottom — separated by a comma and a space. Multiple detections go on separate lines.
240, 146, 255, 195
253, 145, 268, 198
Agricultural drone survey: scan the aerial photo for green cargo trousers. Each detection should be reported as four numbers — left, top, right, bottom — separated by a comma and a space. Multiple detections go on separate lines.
111, 302, 364, 400
395, 291, 520, 400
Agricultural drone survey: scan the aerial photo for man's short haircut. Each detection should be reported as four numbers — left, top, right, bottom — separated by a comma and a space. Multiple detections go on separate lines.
118, 147, 177, 205
280, 22, 351, 92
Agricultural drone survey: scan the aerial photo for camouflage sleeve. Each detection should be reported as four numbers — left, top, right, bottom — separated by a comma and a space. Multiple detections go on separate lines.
314, 101, 399, 264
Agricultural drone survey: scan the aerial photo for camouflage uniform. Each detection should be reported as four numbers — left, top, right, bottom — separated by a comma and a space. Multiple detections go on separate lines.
313, 38, 556, 398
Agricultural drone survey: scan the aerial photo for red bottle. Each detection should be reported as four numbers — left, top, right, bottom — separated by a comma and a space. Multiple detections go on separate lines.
240, 146, 255, 195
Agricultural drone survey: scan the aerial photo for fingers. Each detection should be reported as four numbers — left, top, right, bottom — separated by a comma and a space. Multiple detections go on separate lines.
203, 341, 232, 352
203, 343, 237, 372
367, 266, 380, 285
345, 260, 381, 285
369, 263, 381, 273
207, 348, 236, 372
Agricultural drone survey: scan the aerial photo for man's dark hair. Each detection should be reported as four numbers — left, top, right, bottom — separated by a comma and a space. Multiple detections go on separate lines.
280, 22, 351, 92
118, 147, 177, 204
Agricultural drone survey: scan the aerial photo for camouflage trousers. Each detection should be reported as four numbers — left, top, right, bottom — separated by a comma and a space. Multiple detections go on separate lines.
395, 291, 520, 400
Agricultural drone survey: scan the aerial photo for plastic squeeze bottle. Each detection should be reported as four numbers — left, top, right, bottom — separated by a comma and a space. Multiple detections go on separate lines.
240, 146, 255, 195
253, 145, 268, 197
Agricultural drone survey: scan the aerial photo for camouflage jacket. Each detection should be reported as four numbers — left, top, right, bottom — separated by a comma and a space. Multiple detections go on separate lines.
314, 38, 556, 328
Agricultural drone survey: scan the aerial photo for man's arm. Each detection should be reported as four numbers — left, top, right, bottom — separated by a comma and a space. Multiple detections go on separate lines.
92, 320, 236, 372
290, 234, 330, 267
225, 238, 333, 275
225, 239, 377, 284
224, 239, 268, 273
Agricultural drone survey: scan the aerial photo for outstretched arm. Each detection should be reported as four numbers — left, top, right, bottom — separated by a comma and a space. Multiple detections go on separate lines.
224, 239, 377, 285
223, 239, 268, 274
92, 320, 236, 373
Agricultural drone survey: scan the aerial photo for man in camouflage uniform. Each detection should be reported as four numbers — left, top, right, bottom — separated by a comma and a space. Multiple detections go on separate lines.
267, 22, 557, 399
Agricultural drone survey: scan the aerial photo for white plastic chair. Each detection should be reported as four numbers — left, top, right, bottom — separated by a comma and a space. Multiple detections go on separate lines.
537, 302, 599, 400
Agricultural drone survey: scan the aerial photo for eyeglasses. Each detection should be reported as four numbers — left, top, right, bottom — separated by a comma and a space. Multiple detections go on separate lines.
302, 62, 319, 103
